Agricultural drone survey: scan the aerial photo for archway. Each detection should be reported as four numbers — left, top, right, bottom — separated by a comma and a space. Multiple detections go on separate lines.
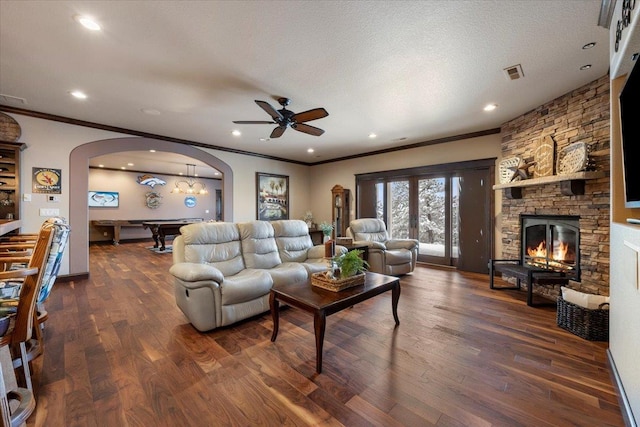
69, 137, 233, 275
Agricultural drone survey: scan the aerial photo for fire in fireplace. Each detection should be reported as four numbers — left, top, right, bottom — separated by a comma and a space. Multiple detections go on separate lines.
521, 214, 580, 280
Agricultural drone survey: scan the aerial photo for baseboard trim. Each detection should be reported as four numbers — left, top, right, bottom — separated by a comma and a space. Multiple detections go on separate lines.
56, 272, 89, 283
607, 349, 638, 427
415, 262, 456, 271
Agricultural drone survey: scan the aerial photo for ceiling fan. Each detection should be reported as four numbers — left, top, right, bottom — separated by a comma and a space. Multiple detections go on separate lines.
233, 97, 328, 139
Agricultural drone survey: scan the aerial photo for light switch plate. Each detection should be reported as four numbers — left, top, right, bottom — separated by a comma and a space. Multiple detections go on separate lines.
39, 208, 60, 217
23, 193, 31, 202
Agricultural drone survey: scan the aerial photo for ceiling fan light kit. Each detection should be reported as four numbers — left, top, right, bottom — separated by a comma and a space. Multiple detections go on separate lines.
233, 97, 328, 138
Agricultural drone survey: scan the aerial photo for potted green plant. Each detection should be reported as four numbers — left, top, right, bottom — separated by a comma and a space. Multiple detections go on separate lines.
318, 221, 334, 242
333, 249, 368, 278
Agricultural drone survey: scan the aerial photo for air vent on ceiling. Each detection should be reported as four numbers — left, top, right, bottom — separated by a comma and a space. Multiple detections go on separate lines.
503, 64, 525, 81
0, 94, 27, 105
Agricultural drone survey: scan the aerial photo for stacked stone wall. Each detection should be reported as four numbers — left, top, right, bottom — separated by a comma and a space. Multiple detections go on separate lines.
500, 75, 610, 296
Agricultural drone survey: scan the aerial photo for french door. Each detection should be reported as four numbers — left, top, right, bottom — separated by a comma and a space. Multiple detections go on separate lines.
356, 158, 494, 273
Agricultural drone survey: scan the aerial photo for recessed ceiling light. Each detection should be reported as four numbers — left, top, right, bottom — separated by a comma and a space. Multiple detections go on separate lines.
580, 64, 592, 70
582, 42, 596, 49
483, 103, 498, 111
70, 90, 87, 99
73, 14, 101, 31
149, 149, 156, 153
214, 172, 220, 176
368, 133, 377, 139
127, 163, 134, 166
307, 148, 315, 153
179, 172, 183, 176
259, 138, 270, 142
231, 130, 241, 136
141, 108, 161, 115
120, 166, 126, 170
98, 164, 104, 168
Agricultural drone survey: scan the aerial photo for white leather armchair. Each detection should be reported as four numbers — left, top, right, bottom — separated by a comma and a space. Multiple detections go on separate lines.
347, 218, 419, 276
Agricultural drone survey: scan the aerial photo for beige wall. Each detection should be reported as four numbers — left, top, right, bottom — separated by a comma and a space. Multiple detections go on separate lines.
7, 112, 501, 274
8, 112, 312, 275
88, 168, 221, 241
308, 134, 503, 255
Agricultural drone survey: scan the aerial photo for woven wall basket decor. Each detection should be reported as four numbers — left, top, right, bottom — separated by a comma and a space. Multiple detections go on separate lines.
557, 142, 588, 174
498, 156, 521, 183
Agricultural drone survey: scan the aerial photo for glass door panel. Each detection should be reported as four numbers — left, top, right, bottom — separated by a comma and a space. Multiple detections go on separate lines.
451, 177, 460, 264
387, 180, 410, 239
385, 176, 464, 267
417, 177, 450, 264
376, 182, 385, 222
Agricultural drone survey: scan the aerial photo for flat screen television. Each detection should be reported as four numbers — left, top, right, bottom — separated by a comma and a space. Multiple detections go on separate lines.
88, 191, 119, 208
619, 57, 640, 209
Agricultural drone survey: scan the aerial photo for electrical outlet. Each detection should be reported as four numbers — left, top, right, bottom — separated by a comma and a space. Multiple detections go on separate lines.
103, 231, 108, 237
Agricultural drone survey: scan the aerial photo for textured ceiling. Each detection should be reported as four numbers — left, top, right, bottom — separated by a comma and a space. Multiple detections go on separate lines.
0, 1, 610, 165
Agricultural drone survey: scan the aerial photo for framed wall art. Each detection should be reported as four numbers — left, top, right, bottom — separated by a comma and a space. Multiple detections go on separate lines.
33, 167, 62, 194
145, 191, 162, 209
88, 191, 119, 208
256, 172, 289, 220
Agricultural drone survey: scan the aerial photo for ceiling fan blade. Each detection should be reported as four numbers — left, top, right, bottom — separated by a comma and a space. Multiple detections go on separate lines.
232, 121, 275, 124
270, 126, 286, 138
292, 108, 329, 123
292, 123, 324, 136
255, 100, 283, 121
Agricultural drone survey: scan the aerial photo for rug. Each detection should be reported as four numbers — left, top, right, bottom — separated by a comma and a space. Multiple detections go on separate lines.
146, 245, 173, 254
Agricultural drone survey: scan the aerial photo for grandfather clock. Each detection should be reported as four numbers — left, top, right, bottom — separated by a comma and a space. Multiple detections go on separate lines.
331, 185, 350, 238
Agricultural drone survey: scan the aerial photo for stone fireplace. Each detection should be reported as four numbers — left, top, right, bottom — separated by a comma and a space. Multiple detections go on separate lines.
498, 75, 610, 298
521, 214, 580, 281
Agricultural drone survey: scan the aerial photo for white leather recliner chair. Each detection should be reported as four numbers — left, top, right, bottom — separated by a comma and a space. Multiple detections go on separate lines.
347, 218, 419, 276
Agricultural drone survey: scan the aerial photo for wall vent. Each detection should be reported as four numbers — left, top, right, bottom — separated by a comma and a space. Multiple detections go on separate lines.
0, 94, 27, 105
503, 64, 525, 81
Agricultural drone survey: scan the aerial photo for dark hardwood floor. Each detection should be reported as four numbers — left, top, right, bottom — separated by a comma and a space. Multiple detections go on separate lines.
25, 241, 623, 426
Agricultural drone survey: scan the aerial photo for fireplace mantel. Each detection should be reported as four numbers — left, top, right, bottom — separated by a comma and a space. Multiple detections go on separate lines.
493, 171, 606, 199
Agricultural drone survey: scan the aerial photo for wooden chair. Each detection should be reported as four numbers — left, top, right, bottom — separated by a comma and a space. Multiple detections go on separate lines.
0, 217, 70, 320
33, 217, 71, 325
0, 226, 54, 390
0, 344, 35, 427
0, 239, 36, 272
0, 235, 38, 244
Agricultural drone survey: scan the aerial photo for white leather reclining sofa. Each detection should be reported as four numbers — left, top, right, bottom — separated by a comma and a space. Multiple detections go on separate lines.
170, 219, 339, 332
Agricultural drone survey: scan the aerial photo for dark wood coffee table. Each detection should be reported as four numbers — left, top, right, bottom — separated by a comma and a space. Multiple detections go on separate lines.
269, 272, 400, 374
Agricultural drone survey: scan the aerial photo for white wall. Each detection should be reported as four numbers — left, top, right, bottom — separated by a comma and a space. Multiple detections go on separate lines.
610, 224, 640, 423
609, 1, 640, 423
